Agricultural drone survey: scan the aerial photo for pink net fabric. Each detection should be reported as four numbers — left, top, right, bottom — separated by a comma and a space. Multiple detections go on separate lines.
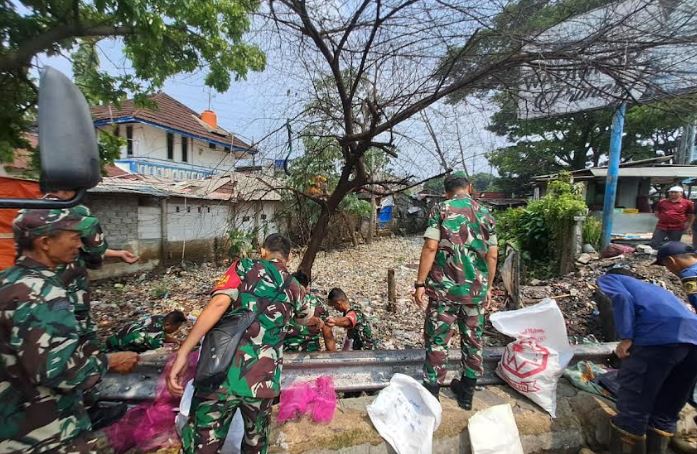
311, 376, 337, 423
277, 376, 337, 424
104, 351, 199, 453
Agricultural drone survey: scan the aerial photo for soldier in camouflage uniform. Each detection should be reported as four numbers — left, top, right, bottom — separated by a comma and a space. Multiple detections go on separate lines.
284, 271, 335, 352
414, 171, 498, 409
42, 192, 139, 426
41, 191, 139, 344
106, 310, 186, 352
0, 208, 138, 453
168, 234, 320, 454
326, 288, 377, 351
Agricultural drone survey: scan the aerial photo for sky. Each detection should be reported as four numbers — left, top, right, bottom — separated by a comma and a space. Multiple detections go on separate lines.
36, 32, 506, 181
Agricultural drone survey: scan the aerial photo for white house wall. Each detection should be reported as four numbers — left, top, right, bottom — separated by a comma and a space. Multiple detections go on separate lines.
111, 123, 239, 172
138, 205, 162, 240
261, 202, 279, 239
231, 201, 280, 243
167, 198, 231, 242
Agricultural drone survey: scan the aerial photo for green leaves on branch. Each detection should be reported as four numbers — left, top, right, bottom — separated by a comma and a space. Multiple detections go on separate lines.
1, 0, 266, 161
227, 228, 255, 260
582, 216, 602, 252
496, 173, 587, 277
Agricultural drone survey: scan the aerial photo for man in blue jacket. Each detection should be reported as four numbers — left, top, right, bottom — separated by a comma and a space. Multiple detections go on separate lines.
654, 241, 697, 310
597, 267, 697, 454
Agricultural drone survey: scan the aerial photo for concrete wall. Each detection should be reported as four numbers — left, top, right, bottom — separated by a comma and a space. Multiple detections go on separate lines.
113, 123, 237, 171
84, 192, 278, 277
231, 201, 281, 244
85, 193, 160, 279
590, 211, 657, 234
86, 194, 139, 250
167, 198, 230, 242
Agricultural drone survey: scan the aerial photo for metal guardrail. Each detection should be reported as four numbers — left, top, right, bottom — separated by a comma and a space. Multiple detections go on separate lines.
97, 344, 617, 402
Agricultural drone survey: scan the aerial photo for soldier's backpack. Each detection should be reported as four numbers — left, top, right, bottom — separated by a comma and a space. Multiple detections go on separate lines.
194, 310, 256, 389
194, 264, 293, 389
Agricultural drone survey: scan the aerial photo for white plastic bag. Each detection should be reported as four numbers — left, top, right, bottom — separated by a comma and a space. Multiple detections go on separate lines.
490, 299, 573, 417
175, 379, 244, 454
367, 373, 442, 454
468, 404, 524, 454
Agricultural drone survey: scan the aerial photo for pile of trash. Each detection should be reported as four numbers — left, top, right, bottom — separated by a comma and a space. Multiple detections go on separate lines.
91, 237, 426, 348
512, 250, 686, 341
91, 237, 687, 348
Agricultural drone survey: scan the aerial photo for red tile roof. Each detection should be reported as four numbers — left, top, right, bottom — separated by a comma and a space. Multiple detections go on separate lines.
3, 133, 37, 174
6, 133, 130, 179
90, 92, 256, 153
105, 165, 131, 178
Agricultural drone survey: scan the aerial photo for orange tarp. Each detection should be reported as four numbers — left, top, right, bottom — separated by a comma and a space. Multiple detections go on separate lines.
0, 177, 41, 270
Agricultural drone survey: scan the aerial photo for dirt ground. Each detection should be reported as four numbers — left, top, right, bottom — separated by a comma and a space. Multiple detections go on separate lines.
91, 236, 686, 348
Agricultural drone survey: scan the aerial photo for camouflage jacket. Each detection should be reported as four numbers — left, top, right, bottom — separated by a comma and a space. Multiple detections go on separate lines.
56, 204, 108, 343
424, 194, 497, 305
106, 315, 165, 353
344, 303, 377, 350
0, 257, 108, 453
284, 293, 330, 349
212, 258, 311, 399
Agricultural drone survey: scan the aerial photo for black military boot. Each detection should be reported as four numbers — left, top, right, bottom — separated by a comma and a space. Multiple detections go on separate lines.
646, 427, 671, 454
88, 402, 127, 430
423, 382, 440, 401
609, 421, 646, 454
450, 376, 476, 410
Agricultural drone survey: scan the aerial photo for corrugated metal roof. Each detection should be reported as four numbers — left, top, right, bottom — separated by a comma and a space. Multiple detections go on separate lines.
90, 173, 282, 202
589, 167, 697, 178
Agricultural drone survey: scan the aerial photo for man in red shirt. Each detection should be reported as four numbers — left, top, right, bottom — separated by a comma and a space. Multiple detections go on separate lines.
651, 186, 694, 249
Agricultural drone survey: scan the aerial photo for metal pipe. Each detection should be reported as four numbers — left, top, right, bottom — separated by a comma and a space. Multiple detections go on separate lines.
97, 344, 617, 402
601, 102, 627, 250
0, 189, 86, 209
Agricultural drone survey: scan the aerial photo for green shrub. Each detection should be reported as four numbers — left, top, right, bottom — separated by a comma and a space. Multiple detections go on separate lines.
582, 216, 602, 251
495, 173, 587, 276
227, 228, 254, 260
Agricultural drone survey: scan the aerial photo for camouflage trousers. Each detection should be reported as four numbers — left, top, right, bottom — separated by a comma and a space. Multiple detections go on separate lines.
182, 389, 273, 454
423, 299, 484, 385
284, 335, 321, 353
58, 430, 113, 453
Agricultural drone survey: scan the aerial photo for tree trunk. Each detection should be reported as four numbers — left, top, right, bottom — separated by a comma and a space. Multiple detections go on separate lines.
298, 175, 357, 276
298, 206, 332, 275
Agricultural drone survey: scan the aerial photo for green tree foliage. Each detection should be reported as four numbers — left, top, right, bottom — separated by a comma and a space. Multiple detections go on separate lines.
487, 94, 692, 193
423, 172, 498, 195
423, 177, 444, 195
280, 135, 385, 245
470, 173, 499, 192
1, 0, 266, 161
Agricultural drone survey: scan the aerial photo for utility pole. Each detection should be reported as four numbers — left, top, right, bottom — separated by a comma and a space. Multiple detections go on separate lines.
601, 102, 627, 250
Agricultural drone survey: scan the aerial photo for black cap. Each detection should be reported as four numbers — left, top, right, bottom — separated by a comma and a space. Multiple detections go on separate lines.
654, 241, 695, 265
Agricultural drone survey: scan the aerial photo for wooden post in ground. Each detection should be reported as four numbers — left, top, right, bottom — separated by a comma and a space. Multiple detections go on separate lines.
368, 194, 376, 243
387, 268, 396, 312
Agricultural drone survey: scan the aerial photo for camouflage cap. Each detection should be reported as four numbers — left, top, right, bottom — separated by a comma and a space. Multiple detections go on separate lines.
13, 208, 97, 241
